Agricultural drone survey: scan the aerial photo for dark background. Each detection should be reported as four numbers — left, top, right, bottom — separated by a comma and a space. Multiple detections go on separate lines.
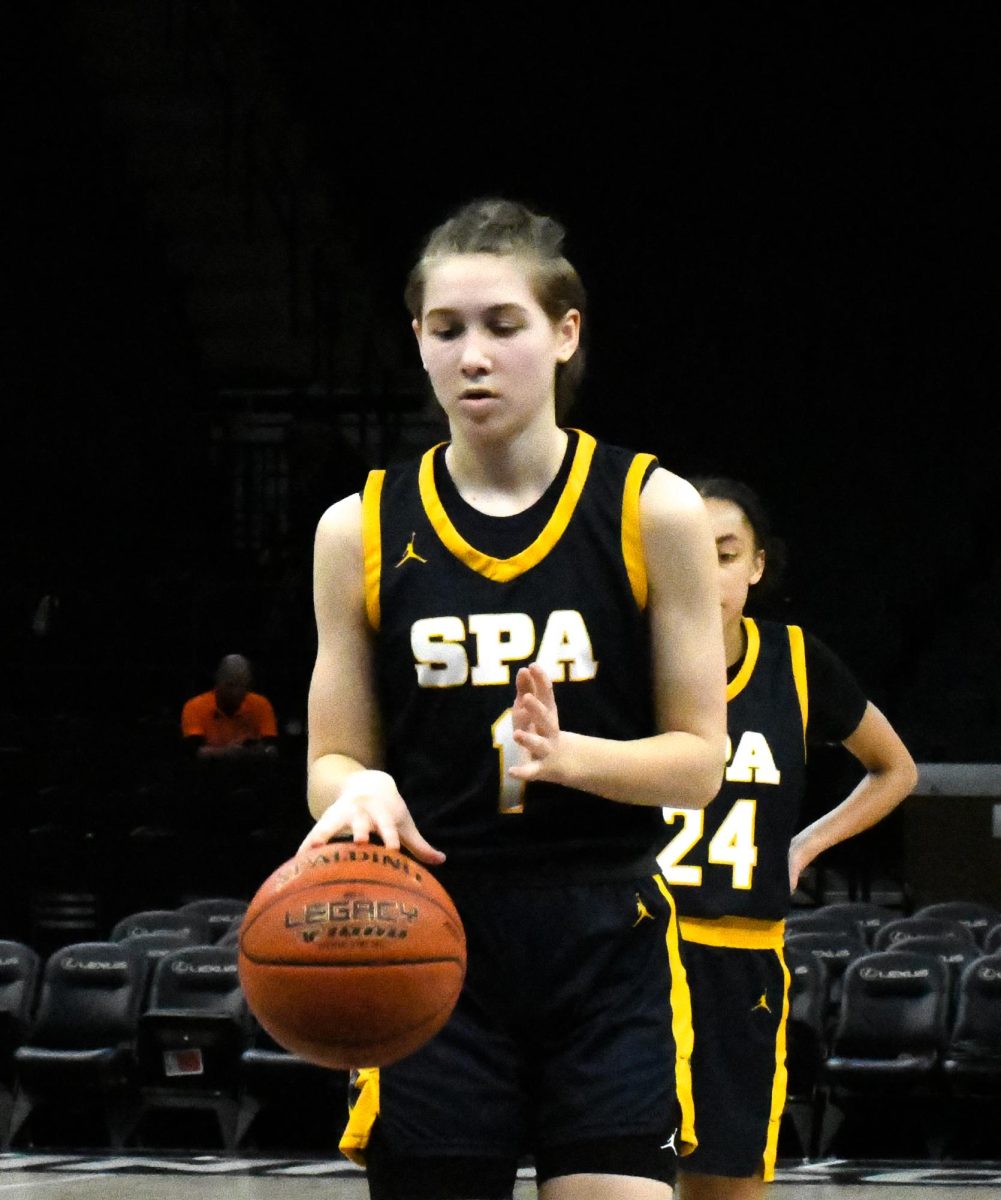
2, 3, 999, 899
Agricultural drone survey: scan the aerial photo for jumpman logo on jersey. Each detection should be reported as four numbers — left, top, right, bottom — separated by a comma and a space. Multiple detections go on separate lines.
395, 532, 428, 568
751, 992, 772, 1014
660, 1128, 678, 1152
633, 895, 654, 926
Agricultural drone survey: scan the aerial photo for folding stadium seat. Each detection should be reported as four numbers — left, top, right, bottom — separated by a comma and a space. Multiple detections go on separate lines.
176, 897, 249, 943
912, 900, 1001, 949
986, 922, 1001, 954
938, 950, 1001, 1158
785, 909, 860, 938
819, 948, 952, 1158
784, 928, 868, 1020
6, 940, 147, 1148
238, 1016, 348, 1151
942, 952, 1001, 1094
0, 941, 41, 1146
133, 943, 255, 1150
110, 907, 213, 946
884, 933, 981, 1024
810, 901, 897, 947
116, 930, 210, 1006
873, 915, 978, 953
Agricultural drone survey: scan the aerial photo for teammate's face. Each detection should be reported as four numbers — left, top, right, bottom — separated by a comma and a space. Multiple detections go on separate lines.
704, 497, 765, 629
413, 254, 579, 438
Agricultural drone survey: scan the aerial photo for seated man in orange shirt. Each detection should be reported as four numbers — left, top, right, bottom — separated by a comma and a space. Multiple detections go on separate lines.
181, 653, 279, 760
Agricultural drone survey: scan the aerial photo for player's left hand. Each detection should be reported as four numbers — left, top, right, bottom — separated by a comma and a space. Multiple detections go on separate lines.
787, 837, 810, 893
509, 663, 564, 783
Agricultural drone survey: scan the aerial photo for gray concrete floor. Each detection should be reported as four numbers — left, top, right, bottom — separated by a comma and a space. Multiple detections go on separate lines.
3, 1156, 1001, 1198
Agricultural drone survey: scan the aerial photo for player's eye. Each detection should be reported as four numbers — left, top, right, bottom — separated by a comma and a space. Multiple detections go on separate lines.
431, 325, 462, 341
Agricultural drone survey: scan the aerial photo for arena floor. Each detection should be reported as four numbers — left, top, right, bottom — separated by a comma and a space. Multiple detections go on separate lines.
3, 1155, 1001, 1198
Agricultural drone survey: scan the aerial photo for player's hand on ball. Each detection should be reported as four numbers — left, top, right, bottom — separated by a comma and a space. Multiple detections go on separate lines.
299, 769, 446, 865
509, 663, 564, 783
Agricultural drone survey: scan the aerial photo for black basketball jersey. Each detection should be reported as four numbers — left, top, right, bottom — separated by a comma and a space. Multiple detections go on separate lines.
361, 428, 665, 879
658, 617, 809, 920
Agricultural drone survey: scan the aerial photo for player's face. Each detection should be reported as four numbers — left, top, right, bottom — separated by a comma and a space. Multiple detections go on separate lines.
413, 254, 579, 439
704, 497, 765, 628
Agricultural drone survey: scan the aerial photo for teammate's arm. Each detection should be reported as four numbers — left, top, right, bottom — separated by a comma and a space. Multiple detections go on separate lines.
787, 701, 917, 889
510, 467, 727, 809
299, 494, 445, 863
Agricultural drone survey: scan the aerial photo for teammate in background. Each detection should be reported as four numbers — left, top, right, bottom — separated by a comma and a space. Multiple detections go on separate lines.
298, 197, 728, 1199
662, 476, 918, 1200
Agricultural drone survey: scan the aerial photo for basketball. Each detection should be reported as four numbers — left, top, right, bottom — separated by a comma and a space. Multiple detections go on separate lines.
237, 841, 466, 1070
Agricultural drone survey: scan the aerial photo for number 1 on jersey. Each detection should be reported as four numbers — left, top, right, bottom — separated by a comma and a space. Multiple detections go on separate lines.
493, 708, 526, 813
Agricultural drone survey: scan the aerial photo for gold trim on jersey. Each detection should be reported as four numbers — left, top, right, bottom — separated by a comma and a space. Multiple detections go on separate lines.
416, 429, 597, 582
678, 914, 786, 950
762, 951, 792, 1182
362, 471, 386, 631
727, 616, 762, 700
653, 873, 698, 1157
787, 624, 809, 749
622, 452, 657, 609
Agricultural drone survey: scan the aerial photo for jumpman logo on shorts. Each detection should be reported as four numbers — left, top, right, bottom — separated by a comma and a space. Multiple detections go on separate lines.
396, 533, 428, 567
660, 1128, 678, 1152
633, 895, 654, 926
751, 992, 772, 1014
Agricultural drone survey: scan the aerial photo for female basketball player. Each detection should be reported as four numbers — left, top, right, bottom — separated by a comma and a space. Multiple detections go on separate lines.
298, 197, 728, 1199
661, 476, 918, 1200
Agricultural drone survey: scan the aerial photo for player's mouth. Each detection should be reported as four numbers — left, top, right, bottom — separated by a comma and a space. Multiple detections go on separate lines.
457, 387, 500, 411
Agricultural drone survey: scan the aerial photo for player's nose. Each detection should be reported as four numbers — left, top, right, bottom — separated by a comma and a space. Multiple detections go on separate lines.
459, 333, 491, 374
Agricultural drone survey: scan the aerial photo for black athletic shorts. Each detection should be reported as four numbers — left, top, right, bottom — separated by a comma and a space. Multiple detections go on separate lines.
675, 917, 790, 1181
340, 872, 695, 1198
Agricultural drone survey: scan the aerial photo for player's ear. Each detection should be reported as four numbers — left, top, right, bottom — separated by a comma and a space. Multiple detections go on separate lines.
555, 309, 580, 363
412, 319, 429, 371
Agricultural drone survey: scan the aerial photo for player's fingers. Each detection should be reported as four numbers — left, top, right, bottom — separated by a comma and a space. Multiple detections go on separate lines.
401, 831, 447, 866
298, 810, 348, 852
529, 662, 554, 695
514, 665, 535, 697
525, 694, 556, 725
352, 812, 381, 846
512, 729, 548, 758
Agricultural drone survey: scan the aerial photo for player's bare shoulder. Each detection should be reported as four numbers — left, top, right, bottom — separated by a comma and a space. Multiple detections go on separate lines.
315, 492, 363, 556
313, 492, 365, 610
639, 466, 713, 546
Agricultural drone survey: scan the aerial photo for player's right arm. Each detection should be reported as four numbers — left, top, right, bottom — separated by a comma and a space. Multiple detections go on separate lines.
301, 493, 445, 864
510, 467, 727, 809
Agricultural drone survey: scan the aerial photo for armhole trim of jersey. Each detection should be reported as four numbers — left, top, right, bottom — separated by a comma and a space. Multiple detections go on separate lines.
362, 470, 385, 631
787, 623, 808, 745
622, 453, 657, 609
728, 616, 761, 700
417, 430, 597, 581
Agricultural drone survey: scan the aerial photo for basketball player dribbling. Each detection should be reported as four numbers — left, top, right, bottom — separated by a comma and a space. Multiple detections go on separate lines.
298, 197, 728, 1200
660, 476, 917, 1200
